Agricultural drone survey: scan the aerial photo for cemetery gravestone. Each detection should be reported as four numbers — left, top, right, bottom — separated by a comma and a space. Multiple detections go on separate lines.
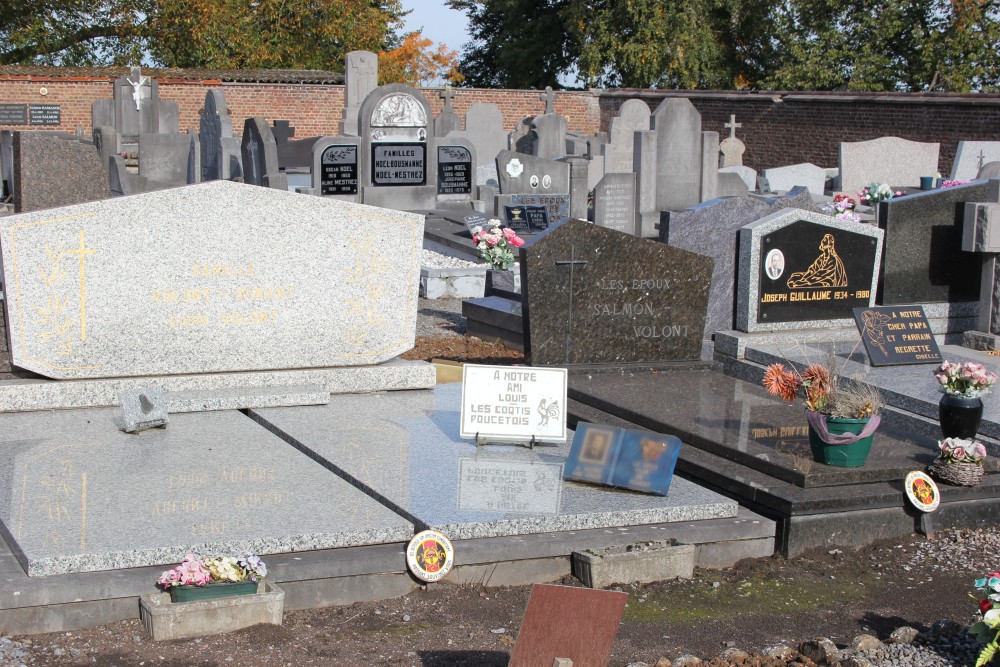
633, 129, 659, 237
602, 99, 650, 174
92, 67, 179, 140
878, 181, 989, 304
852, 306, 942, 365
199, 90, 234, 181
762, 163, 827, 195
241, 117, 287, 190
1, 130, 13, 198
340, 51, 378, 136
12, 132, 111, 212
736, 208, 884, 332
961, 181, 1000, 344
496, 150, 569, 195
839, 136, 939, 195
312, 137, 361, 198
522, 218, 712, 365
437, 142, 474, 195
462, 103, 507, 176
719, 115, 745, 167
664, 189, 816, 340
653, 98, 703, 211
700, 131, 720, 201
593, 172, 636, 235
0, 180, 424, 379
980, 162, 1000, 180
138, 133, 198, 185
434, 87, 462, 137
952, 142, 1000, 181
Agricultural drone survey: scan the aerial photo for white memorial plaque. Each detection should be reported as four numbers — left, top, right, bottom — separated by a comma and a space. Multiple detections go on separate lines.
459, 364, 568, 442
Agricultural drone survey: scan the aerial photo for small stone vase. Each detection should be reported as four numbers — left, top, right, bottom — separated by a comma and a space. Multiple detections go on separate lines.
938, 394, 984, 439
486, 267, 520, 297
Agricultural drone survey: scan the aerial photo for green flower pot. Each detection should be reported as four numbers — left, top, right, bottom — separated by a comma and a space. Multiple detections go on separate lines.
169, 580, 259, 603
807, 416, 874, 467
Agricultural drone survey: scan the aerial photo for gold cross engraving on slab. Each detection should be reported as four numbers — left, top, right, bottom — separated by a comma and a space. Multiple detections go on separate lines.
66, 229, 97, 341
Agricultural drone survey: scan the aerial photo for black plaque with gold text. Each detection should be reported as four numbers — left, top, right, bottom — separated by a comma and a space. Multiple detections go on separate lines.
853, 305, 942, 366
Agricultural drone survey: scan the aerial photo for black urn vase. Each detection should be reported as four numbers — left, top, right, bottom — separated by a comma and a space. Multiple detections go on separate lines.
938, 394, 984, 439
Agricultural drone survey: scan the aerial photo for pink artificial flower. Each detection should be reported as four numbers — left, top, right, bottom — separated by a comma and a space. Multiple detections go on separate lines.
953, 446, 967, 460
486, 236, 499, 247
501, 227, 516, 240
510, 235, 525, 247
976, 443, 988, 459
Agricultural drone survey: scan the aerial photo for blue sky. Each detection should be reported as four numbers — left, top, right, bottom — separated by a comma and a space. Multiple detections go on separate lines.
399, 2, 471, 53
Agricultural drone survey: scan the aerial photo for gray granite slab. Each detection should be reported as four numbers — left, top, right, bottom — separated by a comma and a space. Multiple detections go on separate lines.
166, 384, 329, 413
13, 133, 112, 213
495, 150, 570, 195
250, 382, 738, 541
0, 181, 423, 379
0, 409, 413, 576
0, 359, 434, 412
653, 98, 703, 212
839, 136, 939, 195
762, 163, 827, 195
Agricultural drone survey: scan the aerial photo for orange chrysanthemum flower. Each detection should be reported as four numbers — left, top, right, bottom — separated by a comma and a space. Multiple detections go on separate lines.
762, 363, 801, 402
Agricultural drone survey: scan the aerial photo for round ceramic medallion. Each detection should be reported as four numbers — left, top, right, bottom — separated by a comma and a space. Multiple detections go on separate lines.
406, 530, 455, 582
904, 470, 940, 512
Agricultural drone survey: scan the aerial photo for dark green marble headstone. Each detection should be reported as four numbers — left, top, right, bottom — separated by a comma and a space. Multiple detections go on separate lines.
521, 218, 712, 365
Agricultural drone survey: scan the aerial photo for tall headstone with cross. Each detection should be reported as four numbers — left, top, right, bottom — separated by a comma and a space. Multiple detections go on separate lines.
92, 67, 179, 141
531, 87, 567, 160
434, 87, 462, 137
601, 100, 650, 174
719, 115, 745, 167
241, 117, 288, 190
521, 218, 712, 364
340, 51, 379, 137
951, 141, 1000, 181
199, 90, 242, 181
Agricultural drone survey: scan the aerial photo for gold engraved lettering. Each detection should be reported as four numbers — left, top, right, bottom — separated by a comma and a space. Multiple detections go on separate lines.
66, 230, 97, 341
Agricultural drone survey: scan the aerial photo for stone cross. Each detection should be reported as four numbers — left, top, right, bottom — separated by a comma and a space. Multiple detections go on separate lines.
540, 86, 557, 115
979, 149, 987, 171
126, 67, 148, 112
554, 244, 588, 362
440, 86, 455, 113
724, 115, 742, 139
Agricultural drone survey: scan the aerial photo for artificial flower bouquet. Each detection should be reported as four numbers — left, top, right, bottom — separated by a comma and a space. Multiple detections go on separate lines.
157, 553, 267, 593
762, 361, 883, 419
937, 437, 987, 465
971, 573, 1000, 666
857, 182, 902, 206
934, 361, 999, 398
928, 437, 988, 486
824, 194, 860, 223
471, 219, 525, 270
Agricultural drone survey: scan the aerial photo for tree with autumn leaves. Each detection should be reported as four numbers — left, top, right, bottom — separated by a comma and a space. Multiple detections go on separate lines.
0, 0, 460, 86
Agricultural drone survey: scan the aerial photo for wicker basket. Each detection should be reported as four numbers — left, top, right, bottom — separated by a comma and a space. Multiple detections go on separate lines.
927, 458, 984, 487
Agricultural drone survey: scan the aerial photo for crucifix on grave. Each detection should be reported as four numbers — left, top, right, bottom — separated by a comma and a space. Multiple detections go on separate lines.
540, 86, 557, 115
126, 67, 149, 112
961, 180, 1000, 349
440, 86, 455, 113
554, 245, 588, 363
719, 113, 746, 167
978, 149, 987, 171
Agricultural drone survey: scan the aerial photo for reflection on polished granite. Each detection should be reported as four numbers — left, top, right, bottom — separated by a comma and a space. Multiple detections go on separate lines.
0, 410, 413, 576
566, 367, 989, 488
743, 340, 1000, 442
249, 382, 738, 540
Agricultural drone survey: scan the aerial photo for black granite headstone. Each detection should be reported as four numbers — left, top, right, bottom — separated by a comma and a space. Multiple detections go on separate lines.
504, 205, 549, 233
756, 220, 879, 324
522, 218, 712, 365
879, 182, 989, 304
28, 104, 60, 126
371, 143, 426, 186
437, 145, 472, 195
853, 306, 942, 365
460, 212, 491, 236
319, 144, 359, 195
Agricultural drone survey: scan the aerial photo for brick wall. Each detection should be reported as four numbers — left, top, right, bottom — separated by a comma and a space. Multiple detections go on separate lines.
599, 90, 1000, 177
0, 75, 600, 137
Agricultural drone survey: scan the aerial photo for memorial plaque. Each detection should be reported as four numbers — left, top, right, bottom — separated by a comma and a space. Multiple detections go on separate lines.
563, 423, 682, 496
0, 104, 27, 125
437, 145, 472, 194
319, 144, 359, 195
853, 306, 942, 366
593, 172, 636, 235
460, 212, 491, 236
509, 193, 570, 222
736, 209, 884, 333
508, 585, 627, 667
0, 180, 423, 379
371, 142, 425, 186
28, 104, 60, 126
504, 205, 549, 233
523, 218, 711, 365
459, 364, 568, 443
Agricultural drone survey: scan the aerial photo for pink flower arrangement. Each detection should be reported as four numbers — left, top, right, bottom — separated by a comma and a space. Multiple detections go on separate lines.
941, 179, 971, 188
937, 437, 987, 464
934, 360, 999, 398
157, 553, 213, 589
857, 183, 902, 206
157, 552, 267, 589
471, 219, 525, 270
970, 573, 1000, 665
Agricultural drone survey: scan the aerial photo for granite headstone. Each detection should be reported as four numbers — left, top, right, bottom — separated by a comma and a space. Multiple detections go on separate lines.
340, 51, 378, 136
736, 208, 884, 332
839, 136, 939, 195
952, 142, 1000, 181
311, 137, 361, 197
762, 163, 827, 195
0, 180, 424, 379
602, 99, 650, 174
593, 172, 636, 235
653, 98, 703, 212
496, 150, 570, 195
12, 132, 111, 213
522, 218, 712, 364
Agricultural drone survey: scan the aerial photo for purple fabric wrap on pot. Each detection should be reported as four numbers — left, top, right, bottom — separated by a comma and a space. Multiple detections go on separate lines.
806, 411, 881, 444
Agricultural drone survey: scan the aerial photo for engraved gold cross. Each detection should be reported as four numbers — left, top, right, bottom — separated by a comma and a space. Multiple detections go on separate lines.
66, 229, 96, 341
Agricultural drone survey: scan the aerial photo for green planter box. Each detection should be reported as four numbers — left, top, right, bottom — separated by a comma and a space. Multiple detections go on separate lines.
808, 416, 874, 467
140, 582, 284, 641
169, 580, 259, 603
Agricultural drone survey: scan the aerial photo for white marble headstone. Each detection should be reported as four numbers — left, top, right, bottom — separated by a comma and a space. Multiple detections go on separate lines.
0, 181, 423, 379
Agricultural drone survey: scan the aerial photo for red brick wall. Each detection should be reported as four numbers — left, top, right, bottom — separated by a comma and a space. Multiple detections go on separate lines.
599, 90, 1000, 178
0, 76, 600, 137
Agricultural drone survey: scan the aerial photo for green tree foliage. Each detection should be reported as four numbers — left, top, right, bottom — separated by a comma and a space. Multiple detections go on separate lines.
764, 0, 1000, 91
450, 0, 1000, 91
0, 0, 407, 71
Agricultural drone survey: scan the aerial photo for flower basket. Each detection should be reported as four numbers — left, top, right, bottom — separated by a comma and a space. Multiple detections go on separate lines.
169, 580, 259, 603
927, 458, 984, 487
